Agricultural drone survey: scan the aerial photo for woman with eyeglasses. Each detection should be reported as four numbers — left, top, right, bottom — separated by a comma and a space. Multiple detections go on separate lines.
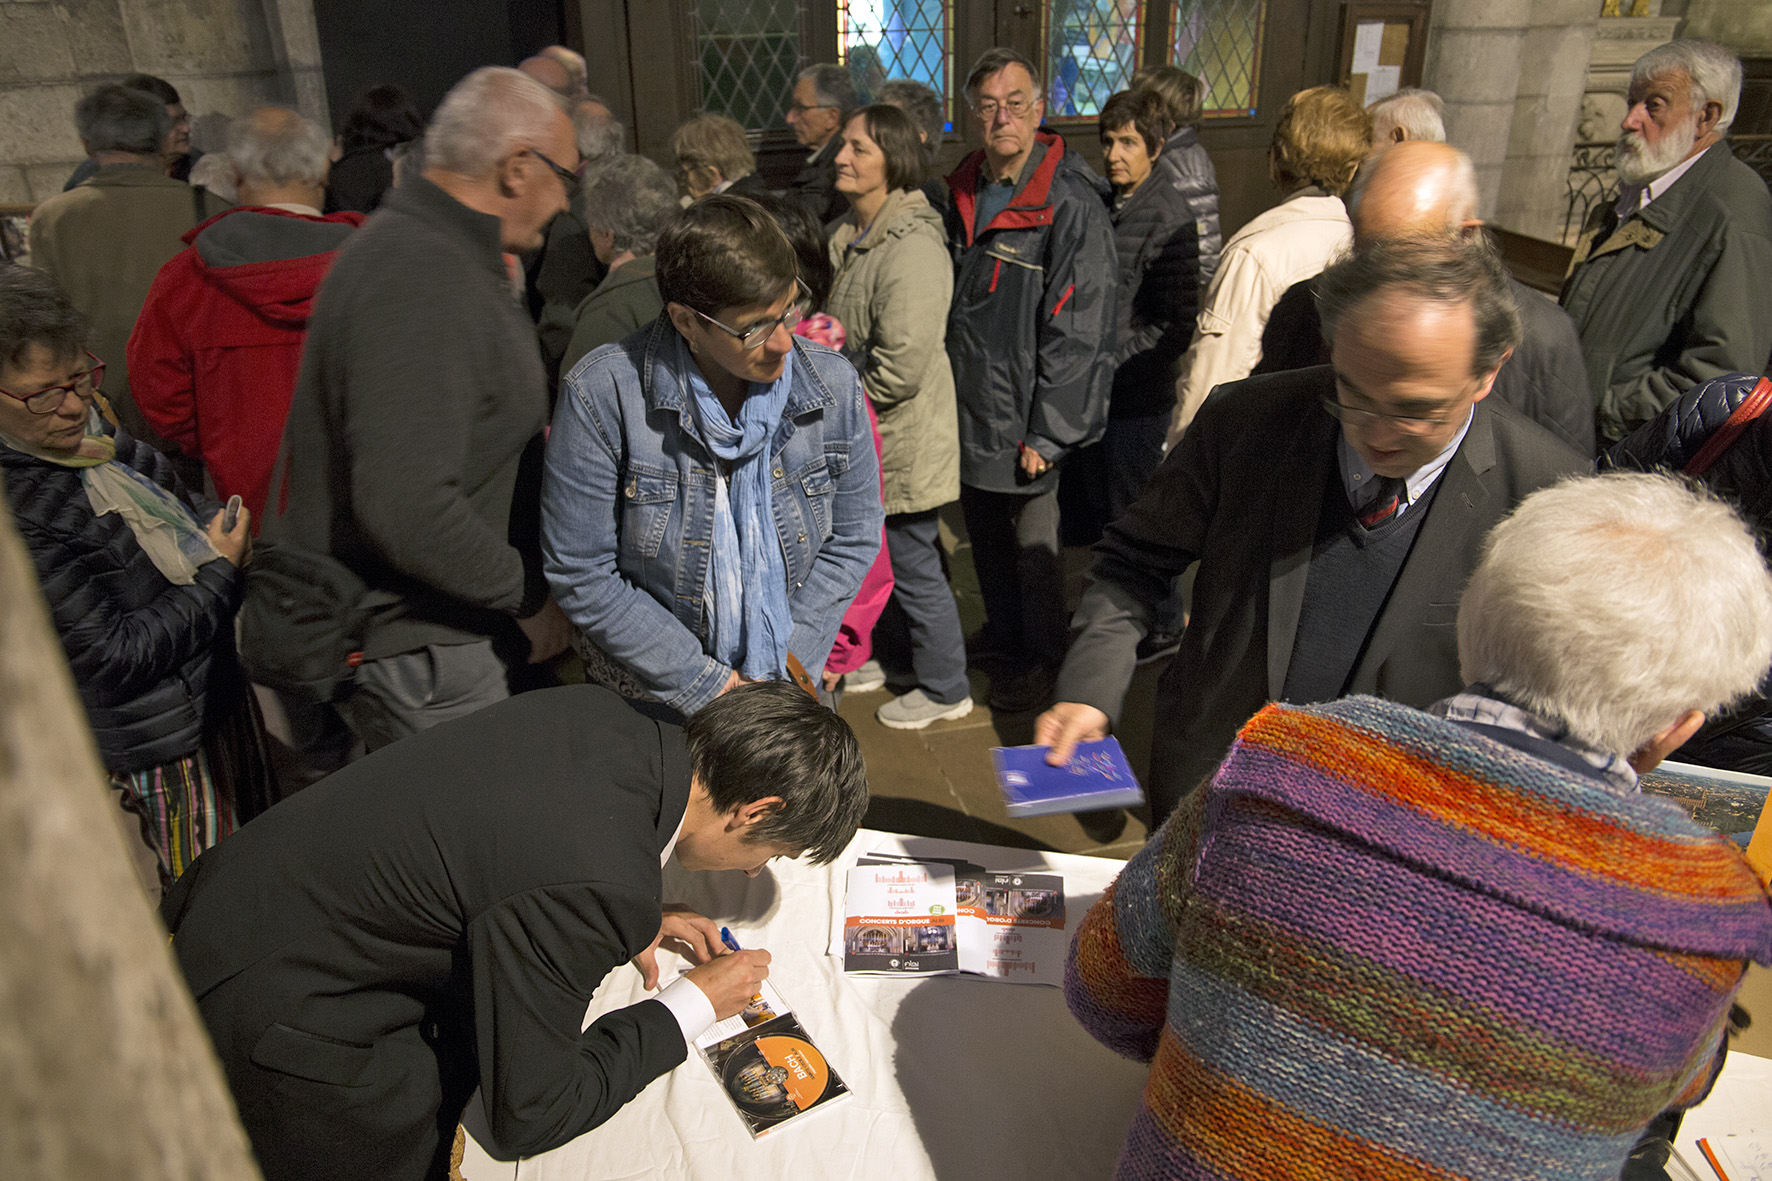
826, 103, 971, 730
540, 194, 883, 714
0, 266, 269, 901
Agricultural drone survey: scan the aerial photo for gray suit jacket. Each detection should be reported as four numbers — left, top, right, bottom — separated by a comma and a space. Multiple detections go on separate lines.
1056, 366, 1588, 820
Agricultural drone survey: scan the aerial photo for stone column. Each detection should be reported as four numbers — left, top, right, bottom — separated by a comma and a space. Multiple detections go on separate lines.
260, 0, 330, 130
1492, 0, 1598, 241
1421, 0, 1531, 220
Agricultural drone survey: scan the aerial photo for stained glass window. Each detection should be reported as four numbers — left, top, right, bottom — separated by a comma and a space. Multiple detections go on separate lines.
839, 1, 952, 124
1172, 0, 1265, 118
693, 0, 806, 130
1045, 0, 1144, 118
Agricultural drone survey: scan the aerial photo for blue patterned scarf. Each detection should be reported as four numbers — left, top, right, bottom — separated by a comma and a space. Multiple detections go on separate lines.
682, 334, 795, 681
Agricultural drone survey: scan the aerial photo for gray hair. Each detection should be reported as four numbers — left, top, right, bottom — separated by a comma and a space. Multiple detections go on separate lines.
797, 63, 858, 115
74, 84, 170, 156
227, 107, 331, 186
539, 45, 589, 99
964, 47, 1043, 101
1368, 88, 1445, 143
424, 66, 567, 177
1459, 473, 1772, 761
574, 96, 626, 163
1633, 39, 1742, 136
876, 78, 944, 146
581, 154, 680, 255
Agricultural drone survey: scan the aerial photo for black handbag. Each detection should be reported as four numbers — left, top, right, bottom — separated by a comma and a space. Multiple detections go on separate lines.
238, 540, 372, 704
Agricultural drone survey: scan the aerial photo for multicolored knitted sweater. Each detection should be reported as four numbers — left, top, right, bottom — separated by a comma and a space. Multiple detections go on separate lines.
1066, 696, 1772, 1180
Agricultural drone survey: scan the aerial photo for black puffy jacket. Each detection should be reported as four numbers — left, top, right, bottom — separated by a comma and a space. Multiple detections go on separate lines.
1156, 126, 1221, 291
1606, 371, 1772, 772
944, 131, 1119, 493
1105, 161, 1202, 419
1, 429, 242, 774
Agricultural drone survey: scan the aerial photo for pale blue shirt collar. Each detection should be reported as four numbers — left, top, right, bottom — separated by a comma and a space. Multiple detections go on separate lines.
1337, 404, 1474, 518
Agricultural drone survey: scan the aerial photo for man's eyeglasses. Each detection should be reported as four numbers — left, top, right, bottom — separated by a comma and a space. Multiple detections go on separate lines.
0, 351, 104, 414
1319, 396, 1451, 436
970, 95, 1036, 121
692, 280, 810, 350
789, 102, 838, 115
526, 148, 583, 200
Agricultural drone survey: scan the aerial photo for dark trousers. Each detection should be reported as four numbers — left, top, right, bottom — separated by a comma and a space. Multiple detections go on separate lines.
960, 484, 1067, 671
885, 509, 970, 704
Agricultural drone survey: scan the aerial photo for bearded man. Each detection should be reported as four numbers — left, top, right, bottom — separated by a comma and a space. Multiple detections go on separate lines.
1561, 39, 1772, 447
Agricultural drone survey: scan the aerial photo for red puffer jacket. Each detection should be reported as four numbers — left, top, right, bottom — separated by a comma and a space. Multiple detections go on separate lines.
128, 206, 362, 528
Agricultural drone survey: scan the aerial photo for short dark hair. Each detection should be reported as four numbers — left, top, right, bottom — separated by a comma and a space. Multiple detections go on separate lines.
1099, 89, 1165, 156
1130, 64, 1202, 132
0, 267, 88, 373
875, 78, 944, 148
657, 194, 800, 316
684, 680, 868, 865
847, 103, 927, 191
119, 73, 180, 107
964, 47, 1043, 102
746, 192, 833, 313
74, 85, 171, 155
340, 84, 424, 153
798, 64, 858, 115
581, 154, 681, 256
1315, 236, 1522, 378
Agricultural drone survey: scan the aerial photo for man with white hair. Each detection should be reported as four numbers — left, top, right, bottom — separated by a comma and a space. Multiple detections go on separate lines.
129, 106, 362, 523
1067, 470, 1772, 1180
1562, 38, 1772, 447
785, 63, 857, 222
1258, 140, 1594, 454
1366, 86, 1445, 153
264, 67, 578, 749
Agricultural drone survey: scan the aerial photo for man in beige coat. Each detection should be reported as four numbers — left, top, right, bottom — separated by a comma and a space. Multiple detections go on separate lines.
29, 84, 229, 469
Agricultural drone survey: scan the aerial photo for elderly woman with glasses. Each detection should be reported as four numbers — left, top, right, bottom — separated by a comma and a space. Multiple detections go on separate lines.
540, 193, 883, 715
0, 267, 264, 900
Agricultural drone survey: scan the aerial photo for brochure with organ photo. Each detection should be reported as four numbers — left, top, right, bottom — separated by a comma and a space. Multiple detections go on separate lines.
841, 860, 959, 975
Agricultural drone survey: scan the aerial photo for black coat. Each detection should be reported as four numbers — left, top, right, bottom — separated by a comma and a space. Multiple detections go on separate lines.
1154, 126, 1221, 290
786, 136, 848, 225
1105, 164, 1202, 419
1, 429, 240, 773
161, 685, 693, 1181
1256, 271, 1598, 457
1056, 367, 1588, 820
944, 131, 1118, 492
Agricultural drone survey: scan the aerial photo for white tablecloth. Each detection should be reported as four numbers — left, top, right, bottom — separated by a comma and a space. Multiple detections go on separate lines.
460, 829, 1147, 1181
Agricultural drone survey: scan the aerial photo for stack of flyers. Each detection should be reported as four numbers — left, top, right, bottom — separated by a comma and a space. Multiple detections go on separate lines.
691, 977, 850, 1138
841, 858, 959, 975
837, 854, 1068, 985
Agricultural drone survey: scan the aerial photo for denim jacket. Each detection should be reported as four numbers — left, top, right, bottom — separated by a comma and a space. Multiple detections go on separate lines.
541, 316, 883, 715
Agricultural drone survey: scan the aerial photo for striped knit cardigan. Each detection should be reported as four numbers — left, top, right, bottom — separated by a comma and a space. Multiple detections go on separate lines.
1066, 696, 1772, 1180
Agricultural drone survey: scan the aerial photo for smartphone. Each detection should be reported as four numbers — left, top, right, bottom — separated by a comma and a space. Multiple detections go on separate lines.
222, 494, 243, 532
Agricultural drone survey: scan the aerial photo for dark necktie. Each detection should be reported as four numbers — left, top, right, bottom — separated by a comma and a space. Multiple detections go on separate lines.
1356, 475, 1407, 528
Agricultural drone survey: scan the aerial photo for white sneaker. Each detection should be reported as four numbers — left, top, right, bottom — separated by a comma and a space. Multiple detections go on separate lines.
844, 659, 887, 694
877, 690, 974, 730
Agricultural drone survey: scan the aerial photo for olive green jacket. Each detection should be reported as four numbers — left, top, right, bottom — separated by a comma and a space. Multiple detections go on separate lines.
1560, 144, 1772, 447
827, 189, 959, 516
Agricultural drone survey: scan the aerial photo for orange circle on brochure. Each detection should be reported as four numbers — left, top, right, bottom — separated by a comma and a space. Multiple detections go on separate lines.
755, 1035, 831, 1110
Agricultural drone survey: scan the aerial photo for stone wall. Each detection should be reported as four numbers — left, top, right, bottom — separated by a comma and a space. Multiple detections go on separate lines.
1421, 0, 1529, 221
1683, 0, 1772, 56
0, 0, 325, 206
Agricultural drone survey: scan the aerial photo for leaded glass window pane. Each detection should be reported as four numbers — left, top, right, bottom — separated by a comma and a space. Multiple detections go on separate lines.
694, 0, 806, 130
1172, 0, 1265, 118
839, 1, 952, 123
1045, 0, 1144, 118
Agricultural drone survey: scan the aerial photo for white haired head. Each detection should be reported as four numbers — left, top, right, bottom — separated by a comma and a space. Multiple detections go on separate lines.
1368, 88, 1445, 146
1458, 473, 1772, 762
424, 66, 567, 179
226, 106, 331, 187
1633, 39, 1741, 136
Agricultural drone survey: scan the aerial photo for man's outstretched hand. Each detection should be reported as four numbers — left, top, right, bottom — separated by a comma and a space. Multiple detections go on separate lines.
631, 904, 725, 990
686, 949, 773, 1021
1034, 702, 1111, 766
